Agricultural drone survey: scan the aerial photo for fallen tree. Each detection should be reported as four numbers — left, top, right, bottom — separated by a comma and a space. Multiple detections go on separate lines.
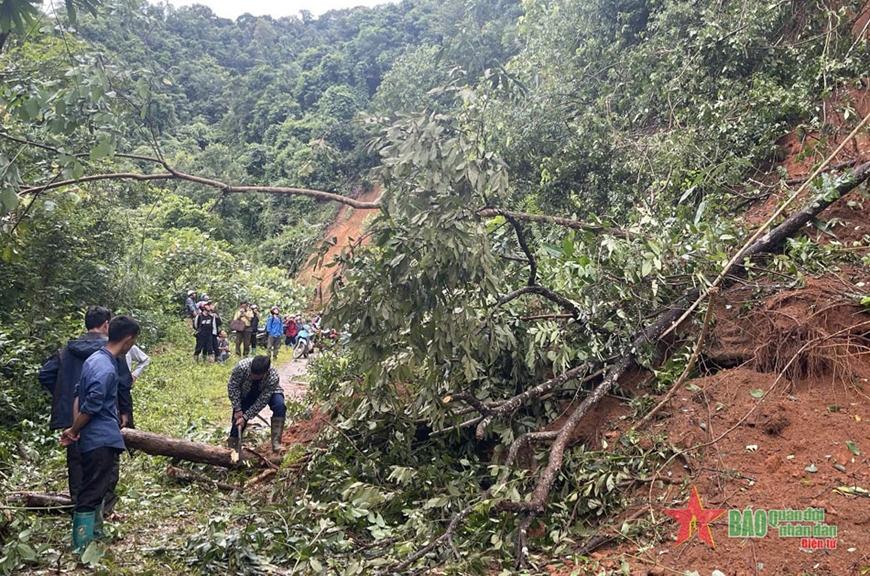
7, 109, 869, 571
436, 159, 870, 568
121, 428, 273, 469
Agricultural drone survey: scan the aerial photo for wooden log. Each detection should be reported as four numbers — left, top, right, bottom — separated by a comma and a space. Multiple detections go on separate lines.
165, 465, 238, 491
7, 492, 73, 511
121, 428, 265, 469
245, 469, 277, 487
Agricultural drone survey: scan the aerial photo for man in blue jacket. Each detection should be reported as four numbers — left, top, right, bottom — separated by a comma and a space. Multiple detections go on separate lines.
265, 306, 284, 361
38, 307, 133, 515
60, 315, 140, 553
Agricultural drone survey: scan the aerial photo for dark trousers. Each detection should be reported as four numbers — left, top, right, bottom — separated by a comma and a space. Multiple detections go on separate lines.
234, 329, 251, 356
194, 333, 214, 357
229, 392, 286, 438
76, 447, 121, 514
66, 444, 83, 506
68, 443, 119, 514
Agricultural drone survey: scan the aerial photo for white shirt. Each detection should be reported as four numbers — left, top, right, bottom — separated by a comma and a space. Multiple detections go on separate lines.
126, 345, 150, 379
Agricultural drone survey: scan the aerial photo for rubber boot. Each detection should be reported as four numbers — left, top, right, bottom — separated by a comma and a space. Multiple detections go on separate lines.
94, 502, 104, 539
72, 511, 95, 554
270, 417, 285, 452
227, 436, 239, 450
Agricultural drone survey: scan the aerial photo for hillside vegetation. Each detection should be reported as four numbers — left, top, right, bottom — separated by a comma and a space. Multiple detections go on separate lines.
1, 0, 870, 574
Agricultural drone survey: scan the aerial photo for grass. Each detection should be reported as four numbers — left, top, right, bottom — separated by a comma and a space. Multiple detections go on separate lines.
134, 321, 235, 440
5, 320, 295, 575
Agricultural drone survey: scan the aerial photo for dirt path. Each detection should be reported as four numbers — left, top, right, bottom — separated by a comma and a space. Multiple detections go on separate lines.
257, 355, 309, 422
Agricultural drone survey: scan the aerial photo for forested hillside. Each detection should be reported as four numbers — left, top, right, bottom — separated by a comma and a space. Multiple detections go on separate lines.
1, 0, 870, 573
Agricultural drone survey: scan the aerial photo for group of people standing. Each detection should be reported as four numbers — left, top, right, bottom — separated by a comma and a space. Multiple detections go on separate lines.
185, 290, 320, 362
184, 292, 259, 362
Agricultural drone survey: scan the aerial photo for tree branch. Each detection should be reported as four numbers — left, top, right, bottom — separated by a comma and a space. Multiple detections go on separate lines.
19, 172, 174, 192
497, 304, 686, 514
493, 284, 580, 317
521, 313, 575, 321
443, 364, 605, 438
18, 169, 381, 209
502, 212, 537, 285
4, 134, 382, 209
505, 430, 559, 467
477, 207, 629, 240
383, 498, 485, 575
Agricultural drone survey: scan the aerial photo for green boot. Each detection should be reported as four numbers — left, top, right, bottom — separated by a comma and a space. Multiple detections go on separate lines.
94, 502, 104, 540
270, 417, 285, 452
72, 511, 95, 554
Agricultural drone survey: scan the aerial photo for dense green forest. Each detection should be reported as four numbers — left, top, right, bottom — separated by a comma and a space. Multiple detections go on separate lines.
1, 0, 870, 573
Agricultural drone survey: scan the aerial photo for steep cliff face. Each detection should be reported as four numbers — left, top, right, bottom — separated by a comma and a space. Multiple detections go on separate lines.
296, 187, 382, 304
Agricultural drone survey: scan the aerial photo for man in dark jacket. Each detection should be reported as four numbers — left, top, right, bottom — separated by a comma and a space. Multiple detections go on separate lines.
227, 355, 285, 452
38, 306, 134, 513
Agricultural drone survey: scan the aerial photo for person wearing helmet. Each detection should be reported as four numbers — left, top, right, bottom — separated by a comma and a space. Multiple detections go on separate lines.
265, 307, 283, 360
185, 290, 198, 328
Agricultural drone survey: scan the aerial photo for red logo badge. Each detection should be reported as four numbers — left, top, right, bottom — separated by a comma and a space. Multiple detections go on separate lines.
664, 486, 726, 547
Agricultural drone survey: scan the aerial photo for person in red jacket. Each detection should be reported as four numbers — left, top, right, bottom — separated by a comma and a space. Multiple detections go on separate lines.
283, 314, 298, 349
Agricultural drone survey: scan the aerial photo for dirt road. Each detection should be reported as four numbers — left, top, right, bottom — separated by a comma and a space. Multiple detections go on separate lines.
259, 354, 309, 421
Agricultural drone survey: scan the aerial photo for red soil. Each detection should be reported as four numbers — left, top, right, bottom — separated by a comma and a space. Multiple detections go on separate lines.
296, 187, 381, 304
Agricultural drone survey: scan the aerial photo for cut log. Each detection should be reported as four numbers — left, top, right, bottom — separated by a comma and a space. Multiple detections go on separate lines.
165, 465, 239, 491
8, 492, 72, 511
121, 428, 268, 469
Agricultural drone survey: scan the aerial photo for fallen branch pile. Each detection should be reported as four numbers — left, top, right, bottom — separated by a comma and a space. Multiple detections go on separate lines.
438, 159, 870, 568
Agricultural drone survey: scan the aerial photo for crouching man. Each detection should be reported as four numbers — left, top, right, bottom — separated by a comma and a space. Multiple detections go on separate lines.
60, 315, 140, 553
227, 355, 285, 452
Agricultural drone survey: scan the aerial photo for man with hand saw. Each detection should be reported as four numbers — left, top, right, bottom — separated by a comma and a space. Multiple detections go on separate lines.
226, 355, 286, 452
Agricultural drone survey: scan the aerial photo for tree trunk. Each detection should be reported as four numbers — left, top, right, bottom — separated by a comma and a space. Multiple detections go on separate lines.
9, 492, 73, 511
121, 428, 268, 469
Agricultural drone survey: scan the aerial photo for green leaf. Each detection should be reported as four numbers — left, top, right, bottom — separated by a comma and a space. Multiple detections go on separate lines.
846, 440, 861, 456
641, 259, 652, 277
80, 541, 104, 565
70, 161, 84, 180
89, 140, 113, 161
16, 543, 35, 561
749, 389, 764, 398
0, 187, 18, 212
136, 79, 150, 100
